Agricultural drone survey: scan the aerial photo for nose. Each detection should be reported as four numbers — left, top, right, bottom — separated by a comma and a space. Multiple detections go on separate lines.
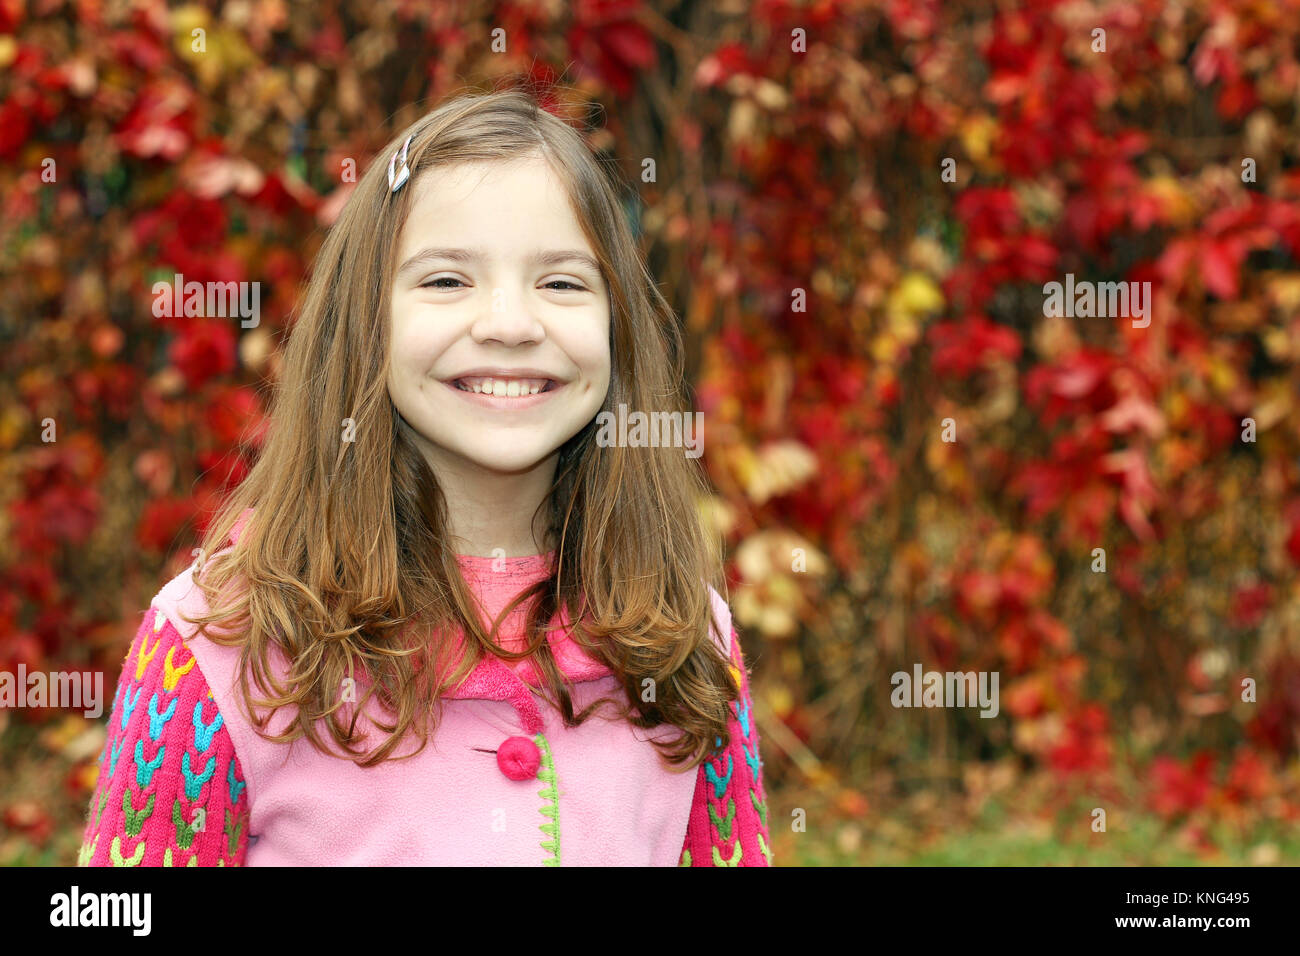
470, 285, 545, 347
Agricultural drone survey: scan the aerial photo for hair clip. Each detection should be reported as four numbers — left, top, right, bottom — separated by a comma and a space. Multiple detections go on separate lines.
387, 134, 414, 192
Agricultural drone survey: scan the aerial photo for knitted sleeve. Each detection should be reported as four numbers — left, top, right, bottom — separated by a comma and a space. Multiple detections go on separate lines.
78, 606, 250, 866
679, 625, 773, 866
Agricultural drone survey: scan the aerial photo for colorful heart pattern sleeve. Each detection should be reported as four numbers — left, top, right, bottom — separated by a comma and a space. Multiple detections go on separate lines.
78, 608, 250, 867
679, 625, 774, 866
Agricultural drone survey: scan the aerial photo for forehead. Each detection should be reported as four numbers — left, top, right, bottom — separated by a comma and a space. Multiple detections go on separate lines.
397, 157, 589, 253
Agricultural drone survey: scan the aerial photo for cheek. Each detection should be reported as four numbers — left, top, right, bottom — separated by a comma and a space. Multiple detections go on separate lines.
390, 314, 453, 379
562, 314, 611, 379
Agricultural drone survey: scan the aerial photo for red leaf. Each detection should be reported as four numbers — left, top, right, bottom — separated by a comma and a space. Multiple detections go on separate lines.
1199, 239, 1241, 299
135, 497, 195, 553
168, 321, 238, 390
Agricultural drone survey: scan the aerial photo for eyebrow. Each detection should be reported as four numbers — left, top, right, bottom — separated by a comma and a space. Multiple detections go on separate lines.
396, 246, 604, 280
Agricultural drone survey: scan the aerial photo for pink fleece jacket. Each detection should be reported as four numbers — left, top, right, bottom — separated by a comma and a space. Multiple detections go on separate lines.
78, 510, 772, 866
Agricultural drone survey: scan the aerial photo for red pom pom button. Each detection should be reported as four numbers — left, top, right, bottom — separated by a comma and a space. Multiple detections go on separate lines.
496, 735, 541, 780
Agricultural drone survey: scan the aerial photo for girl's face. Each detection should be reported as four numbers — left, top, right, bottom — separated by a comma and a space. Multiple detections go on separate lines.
387, 156, 611, 480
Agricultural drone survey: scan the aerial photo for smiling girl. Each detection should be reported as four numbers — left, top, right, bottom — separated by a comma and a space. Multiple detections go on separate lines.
78, 88, 772, 866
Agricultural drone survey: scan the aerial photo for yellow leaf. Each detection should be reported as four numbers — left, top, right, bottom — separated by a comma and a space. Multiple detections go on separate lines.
1145, 175, 1197, 228
766, 685, 795, 718
1208, 355, 1237, 394
886, 272, 944, 343
960, 115, 999, 163
1265, 272, 1300, 311
870, 332, 900, 364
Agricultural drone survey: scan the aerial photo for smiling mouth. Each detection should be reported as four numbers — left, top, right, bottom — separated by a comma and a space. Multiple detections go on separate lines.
450, 376, 558, 397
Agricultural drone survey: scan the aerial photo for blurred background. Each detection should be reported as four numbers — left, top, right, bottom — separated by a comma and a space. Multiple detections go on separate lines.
3, 0, 1300, 865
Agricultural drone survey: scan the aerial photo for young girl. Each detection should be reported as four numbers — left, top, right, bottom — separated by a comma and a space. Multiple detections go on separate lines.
78, 88, 772, 866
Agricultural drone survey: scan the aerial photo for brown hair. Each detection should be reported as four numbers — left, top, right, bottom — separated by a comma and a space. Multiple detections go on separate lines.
182, 85, 738, 770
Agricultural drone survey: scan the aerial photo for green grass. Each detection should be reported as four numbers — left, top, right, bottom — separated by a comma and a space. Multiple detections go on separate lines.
770, 795, 1300, 866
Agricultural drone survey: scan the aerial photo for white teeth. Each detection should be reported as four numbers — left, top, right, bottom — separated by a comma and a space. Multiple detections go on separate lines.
455, 376, 553, 396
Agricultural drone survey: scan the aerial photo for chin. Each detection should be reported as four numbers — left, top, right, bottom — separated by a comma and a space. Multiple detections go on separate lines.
453, 444, 559, 475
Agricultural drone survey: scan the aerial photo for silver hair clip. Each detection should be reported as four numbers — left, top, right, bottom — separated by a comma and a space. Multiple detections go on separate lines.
387, 134, 414, 192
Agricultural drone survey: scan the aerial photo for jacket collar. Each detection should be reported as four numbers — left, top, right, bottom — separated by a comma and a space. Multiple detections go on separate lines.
214, 509, 613, 734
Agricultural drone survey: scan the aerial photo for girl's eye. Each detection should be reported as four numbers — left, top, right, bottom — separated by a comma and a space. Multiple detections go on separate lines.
420, 277, 466, 289
417, 277, 588, 291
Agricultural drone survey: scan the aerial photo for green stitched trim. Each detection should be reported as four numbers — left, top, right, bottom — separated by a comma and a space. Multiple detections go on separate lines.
171, 799, 197, 850
534, 732, 561, 866
751, 788, 768, 828
708, 796, 736, 840
225, 807, 244, 857
109, 835, 145, 867
711, 841, 742, 866
162, 847, 197, 867
758, 831, 773, 865
679, 847, 692, 867
123, 786, 155, 837
77, 834, 99, 866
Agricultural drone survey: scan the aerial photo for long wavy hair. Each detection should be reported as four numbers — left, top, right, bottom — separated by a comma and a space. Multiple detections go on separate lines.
182, 86, 737, 770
